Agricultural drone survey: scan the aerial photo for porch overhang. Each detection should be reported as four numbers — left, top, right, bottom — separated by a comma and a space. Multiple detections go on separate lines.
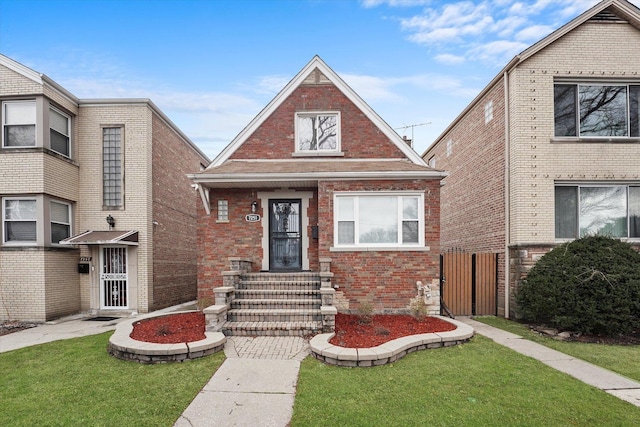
59, 230, 139, 246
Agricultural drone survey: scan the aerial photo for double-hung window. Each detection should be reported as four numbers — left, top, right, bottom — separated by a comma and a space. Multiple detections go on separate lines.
2, 100, 36, 147
49, 107, 70, 157
335, 193, 423, 247
555, 185, 640, 239
50, 201, 71, 244
103, 127, 123, 208
3, 198, 37, 243
296, 112, 339, 153
554, 83, 640, 137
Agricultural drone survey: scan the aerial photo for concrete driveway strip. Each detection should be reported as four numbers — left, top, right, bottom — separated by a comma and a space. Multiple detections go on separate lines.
174, 358, 300, 427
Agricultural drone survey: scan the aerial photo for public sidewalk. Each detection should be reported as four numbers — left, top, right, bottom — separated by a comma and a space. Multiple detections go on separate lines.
460, 317, 640, 408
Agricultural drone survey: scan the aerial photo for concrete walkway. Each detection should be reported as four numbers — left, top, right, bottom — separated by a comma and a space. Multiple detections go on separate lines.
460, 317, 640, 407
174, 336, 309, 427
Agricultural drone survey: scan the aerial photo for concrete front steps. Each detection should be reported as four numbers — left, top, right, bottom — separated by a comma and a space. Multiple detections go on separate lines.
221, 272, 323, 336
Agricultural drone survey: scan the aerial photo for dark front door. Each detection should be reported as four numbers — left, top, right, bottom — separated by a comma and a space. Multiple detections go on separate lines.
269, 199, 302, 271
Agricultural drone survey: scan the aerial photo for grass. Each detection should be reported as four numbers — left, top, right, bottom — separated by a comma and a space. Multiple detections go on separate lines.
0, 332, 224, 426
475, 316, 640, 382
291, 335, 640, 426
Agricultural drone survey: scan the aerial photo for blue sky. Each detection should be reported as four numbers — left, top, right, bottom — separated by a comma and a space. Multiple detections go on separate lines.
2, 0, 638, 159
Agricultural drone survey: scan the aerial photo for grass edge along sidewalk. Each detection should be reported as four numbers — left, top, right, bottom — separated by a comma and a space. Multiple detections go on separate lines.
292, 335, 640, 426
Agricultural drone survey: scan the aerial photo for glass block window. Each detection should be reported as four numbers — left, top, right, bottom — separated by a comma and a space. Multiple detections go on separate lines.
217, 200, 229, 221
103, 127, 123, 208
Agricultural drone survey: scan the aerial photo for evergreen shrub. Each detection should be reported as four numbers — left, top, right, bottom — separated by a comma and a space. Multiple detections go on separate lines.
516, 235, 640, 335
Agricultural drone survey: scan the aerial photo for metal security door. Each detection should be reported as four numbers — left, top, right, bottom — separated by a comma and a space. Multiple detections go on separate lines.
269, 200, 302, 271
100, 246, 128, 309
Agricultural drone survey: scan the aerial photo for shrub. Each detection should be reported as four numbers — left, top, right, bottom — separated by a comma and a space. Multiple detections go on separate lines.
516, 235, 640, 335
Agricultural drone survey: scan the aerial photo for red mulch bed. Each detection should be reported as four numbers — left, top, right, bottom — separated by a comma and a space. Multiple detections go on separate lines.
130, 312, 206, 344
330, 313, 457, 348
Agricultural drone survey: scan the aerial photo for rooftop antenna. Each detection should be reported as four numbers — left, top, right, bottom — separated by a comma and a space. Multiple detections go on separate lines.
394, 122, 431, 148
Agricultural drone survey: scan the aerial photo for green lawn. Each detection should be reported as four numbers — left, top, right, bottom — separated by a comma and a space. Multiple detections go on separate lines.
0, 332, 224, 427
475, 316, 640, 382
292, 335, 640, 426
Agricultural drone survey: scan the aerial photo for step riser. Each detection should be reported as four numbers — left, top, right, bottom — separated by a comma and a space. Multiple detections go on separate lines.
222, 328, 319, 337
237, 283, 320, 291
234, 291, 321, 300
221, 321, 322, 337
228, 313, 323, 322
232, 302, 321, 310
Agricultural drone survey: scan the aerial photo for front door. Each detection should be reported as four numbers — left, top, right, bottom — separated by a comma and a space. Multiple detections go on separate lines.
100, 246, 128, 309
269, 199, 302, 271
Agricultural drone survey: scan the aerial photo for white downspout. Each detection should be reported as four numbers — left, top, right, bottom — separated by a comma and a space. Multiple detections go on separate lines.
503, 70, 511, 319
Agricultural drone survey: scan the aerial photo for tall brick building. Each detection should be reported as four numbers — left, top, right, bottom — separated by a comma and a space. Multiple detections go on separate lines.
191, 56, 444, 335
0, 54, 209, 322
423, 0, 640, 318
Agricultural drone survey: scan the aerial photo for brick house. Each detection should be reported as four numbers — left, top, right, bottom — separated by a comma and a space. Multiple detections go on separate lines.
423, 0, 640, 318
0, 54, 209, 322
190, 56, 445, 335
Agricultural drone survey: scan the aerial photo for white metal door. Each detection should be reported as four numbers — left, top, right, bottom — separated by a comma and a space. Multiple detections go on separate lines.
100, 246, 128, 309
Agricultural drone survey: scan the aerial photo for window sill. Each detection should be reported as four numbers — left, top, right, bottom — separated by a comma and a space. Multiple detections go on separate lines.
291, 152, 345, 157
330, 246, 430, 252
551, 137, 640, 144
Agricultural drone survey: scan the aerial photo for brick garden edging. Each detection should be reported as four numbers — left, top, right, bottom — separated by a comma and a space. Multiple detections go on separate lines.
309, 316, 474, 367
108, 311, 226, 364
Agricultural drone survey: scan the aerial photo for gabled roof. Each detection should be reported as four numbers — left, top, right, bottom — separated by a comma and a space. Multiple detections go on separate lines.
422, 0, 640, 157
208, 55, 428, 168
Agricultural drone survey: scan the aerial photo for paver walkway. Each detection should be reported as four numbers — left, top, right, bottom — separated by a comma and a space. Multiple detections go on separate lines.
173, 336, 309, 427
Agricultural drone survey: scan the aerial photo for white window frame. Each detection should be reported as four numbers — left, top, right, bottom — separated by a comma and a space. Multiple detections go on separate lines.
2, 100, 37, 148
50, 200, 71, 245
2, 197, 38, 245
333, 192, 425, 248
49, 106, 71, 157
295, 111, 340, 153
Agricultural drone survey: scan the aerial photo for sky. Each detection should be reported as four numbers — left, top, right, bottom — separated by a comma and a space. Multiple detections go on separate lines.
2, 0, 639, 160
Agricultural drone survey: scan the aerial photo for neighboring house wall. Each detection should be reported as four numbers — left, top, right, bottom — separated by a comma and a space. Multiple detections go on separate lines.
425, 3, 640, 317
425, 80, 507, 314
151, 113, 205, 310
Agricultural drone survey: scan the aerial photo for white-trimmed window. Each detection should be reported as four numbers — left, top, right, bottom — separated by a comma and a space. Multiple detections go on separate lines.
2, 100, 36, 147
103, 127, 123, 208
296, 112, 339, 152
217, 199, 229, 222
3, 198, 37, 243
555, 185, 640, 239
554, 83, 640, 137
50, 200, 71, 244
335, 193, 423, 247
49, 107, 70, 157
484, 100, 494, 124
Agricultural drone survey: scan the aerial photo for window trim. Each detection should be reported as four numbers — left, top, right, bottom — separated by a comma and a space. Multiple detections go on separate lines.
555, 183, 640, 240
49, 106, 71, 158
294, 111, 341, 154
50, 200, 72, 245
333, 191, 425, 249
2, 197, 38, 245
553, 82, 640, 139
2, 99, 37, 148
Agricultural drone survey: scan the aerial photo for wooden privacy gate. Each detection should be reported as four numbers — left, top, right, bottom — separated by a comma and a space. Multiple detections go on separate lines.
440, 250, 498, 316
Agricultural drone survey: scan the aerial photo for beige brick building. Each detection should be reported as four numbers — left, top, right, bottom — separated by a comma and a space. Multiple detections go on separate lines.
0, 54, 208, 322
423, 0, 640, 317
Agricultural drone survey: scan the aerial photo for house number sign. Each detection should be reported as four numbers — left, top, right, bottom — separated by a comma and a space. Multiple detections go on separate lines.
245, 214, 261, 222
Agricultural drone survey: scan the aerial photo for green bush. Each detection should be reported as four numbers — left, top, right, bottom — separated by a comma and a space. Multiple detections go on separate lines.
516, 235, 640, 335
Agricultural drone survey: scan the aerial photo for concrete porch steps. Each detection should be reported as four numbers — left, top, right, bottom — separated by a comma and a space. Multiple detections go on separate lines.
222, 272, 323, 336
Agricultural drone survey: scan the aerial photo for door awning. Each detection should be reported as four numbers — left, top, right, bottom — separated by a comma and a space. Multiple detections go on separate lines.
60, 230, 139, 246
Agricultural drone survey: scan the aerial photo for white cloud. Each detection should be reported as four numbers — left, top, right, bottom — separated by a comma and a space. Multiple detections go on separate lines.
468, 40, 529, 64
360, 0, 432, 8
515, 24, 554, 42
435, 53, 466, 65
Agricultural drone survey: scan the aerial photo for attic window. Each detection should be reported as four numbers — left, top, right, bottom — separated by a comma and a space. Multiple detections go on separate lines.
295, 112, 340, 153
484, 100, 493, 124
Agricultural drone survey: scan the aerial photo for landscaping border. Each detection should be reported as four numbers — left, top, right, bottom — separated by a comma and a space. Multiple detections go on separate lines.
108, 311, 226, 363
309, 316, 474, 367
